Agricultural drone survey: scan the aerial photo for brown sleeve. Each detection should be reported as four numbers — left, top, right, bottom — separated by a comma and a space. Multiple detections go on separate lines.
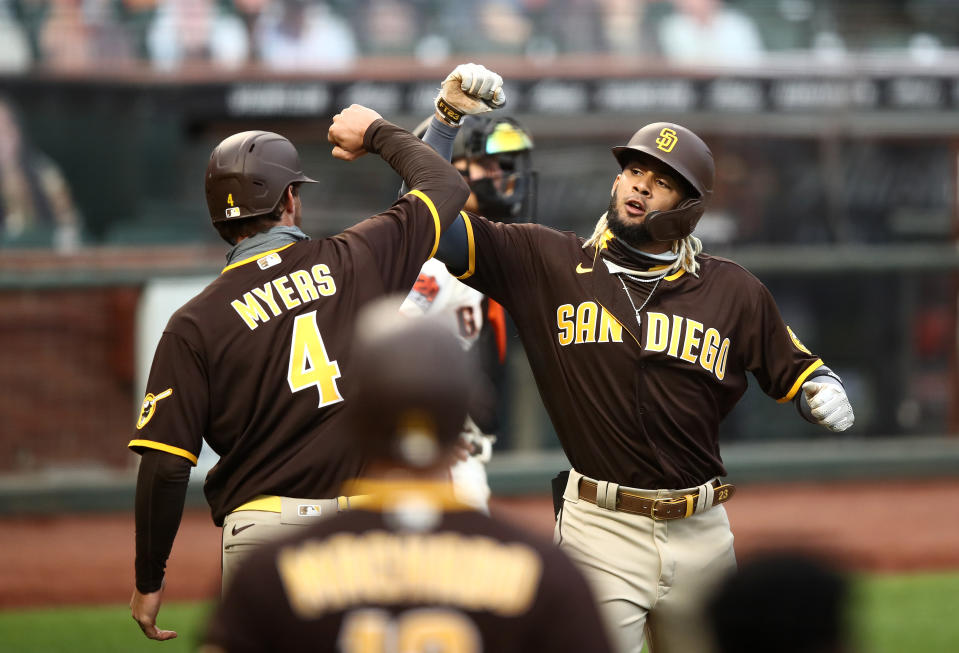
744, 281, 824, 402
363, 119, 469, 233
456, 215, 566, 316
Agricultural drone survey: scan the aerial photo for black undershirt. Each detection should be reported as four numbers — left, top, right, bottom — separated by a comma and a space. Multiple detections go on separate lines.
134, 450, 190, 593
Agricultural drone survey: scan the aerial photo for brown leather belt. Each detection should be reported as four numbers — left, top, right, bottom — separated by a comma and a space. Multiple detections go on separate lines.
578, 478, 735, 520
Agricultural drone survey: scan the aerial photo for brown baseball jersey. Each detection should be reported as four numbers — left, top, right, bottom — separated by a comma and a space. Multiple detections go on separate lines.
455, 217, 824, 489
203, 480, 613, 653
128, 121, 469, 525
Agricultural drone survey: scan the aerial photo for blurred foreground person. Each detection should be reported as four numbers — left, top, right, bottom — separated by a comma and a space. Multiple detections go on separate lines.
201, 305, 613, 653
707, 550, 852, 653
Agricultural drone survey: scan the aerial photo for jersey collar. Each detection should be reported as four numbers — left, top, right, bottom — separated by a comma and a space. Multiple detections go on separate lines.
224, 225, 309, 268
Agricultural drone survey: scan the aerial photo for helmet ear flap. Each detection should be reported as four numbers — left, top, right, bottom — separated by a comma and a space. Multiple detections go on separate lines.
643, 198, 704, 242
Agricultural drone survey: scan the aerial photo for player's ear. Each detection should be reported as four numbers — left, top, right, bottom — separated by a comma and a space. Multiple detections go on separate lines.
611, 175, 621, 196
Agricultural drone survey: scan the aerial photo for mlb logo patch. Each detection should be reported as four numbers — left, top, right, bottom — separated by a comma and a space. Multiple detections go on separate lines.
225, 207, 241, 218
298, 504, 322, 517
258, 253, 282, 270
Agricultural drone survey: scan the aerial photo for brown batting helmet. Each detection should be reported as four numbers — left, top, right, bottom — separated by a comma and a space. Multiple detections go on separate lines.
348, 302, 473, 468
612, 122, 714, 241
205, 131, 316, 224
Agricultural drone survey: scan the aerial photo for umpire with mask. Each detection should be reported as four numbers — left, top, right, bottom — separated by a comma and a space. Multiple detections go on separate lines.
125, 63, 504, 641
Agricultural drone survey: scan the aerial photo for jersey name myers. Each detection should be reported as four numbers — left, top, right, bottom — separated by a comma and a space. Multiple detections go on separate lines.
556, 303, 730, 381
231, 264, 336, 330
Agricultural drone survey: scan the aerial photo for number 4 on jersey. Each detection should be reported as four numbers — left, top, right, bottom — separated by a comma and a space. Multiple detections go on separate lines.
288, 311, 343, 407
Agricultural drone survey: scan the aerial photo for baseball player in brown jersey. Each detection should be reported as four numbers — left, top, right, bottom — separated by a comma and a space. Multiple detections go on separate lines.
201, 305, 612, 653
125, 96, 482, 641
421, 121, 855, 652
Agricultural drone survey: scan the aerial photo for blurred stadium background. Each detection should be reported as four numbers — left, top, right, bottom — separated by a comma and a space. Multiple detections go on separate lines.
0, 0, 957, 641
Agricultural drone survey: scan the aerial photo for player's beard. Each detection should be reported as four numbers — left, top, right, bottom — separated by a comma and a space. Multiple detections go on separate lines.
605, 195, 654, 248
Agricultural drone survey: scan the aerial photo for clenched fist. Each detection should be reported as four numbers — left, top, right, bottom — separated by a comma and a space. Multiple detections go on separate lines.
802, 381, 854, 432
435, 63, 506, 126
328, 104, 383, 161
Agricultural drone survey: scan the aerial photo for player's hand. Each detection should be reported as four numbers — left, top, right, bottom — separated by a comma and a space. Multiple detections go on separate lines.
130, 584, 178, 641
802, 381, 854, 432
328, 104, 383, 161
435, 63, 506, 126
452, 436, 472, 462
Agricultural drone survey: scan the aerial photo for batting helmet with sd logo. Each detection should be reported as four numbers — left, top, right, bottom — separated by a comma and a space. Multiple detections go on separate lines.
611, 122, 714, 241
205, 131, 316, 224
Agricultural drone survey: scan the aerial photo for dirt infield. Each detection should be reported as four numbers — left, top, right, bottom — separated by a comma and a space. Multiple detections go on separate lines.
2, 478, 958, 608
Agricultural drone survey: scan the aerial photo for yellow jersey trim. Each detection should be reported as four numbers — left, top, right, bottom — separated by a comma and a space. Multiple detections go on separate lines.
455, 212, 477, 280
221, 243, 297, 274
777, 359, 825, 403
598, 229, 615, 250
664, 269, 686, 281
230, 493, 377, 514
233, 495, 283, 513
128, 439, 199, 465
407, 189, 442, 260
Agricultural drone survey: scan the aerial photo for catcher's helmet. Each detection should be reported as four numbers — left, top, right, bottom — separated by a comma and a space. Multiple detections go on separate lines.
414, 115, 537, 223
349, 303, 473, 468
612, 122, 714, 241
205, 131, 316, 224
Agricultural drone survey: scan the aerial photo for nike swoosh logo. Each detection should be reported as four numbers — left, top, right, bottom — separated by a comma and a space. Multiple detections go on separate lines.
575, 263, 592, 274
231, 523, 254, 536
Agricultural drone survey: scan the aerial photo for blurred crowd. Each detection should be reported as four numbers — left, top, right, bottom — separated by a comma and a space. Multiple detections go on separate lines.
0, 0, 957, 73
0, 95, 82, 251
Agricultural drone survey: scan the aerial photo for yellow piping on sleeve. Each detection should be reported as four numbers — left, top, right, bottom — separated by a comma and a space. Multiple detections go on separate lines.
777, 359, 824, 403
455, 212, 476, 280
406, 189, 442, 259
128, 439, 199, 466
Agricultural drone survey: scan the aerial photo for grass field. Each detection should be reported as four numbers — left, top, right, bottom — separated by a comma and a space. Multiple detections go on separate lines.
0, 571, 956, 652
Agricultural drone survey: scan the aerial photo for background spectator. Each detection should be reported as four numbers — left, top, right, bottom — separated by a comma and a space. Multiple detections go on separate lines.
38, 0, 95, 70
146, 0, 248, 70
0, 0, 32, 71
656, 0, 764, 66
0, 96, 83, 251
255, 0, 357, 71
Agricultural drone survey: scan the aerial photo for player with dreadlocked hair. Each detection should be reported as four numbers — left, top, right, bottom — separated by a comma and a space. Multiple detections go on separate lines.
583, 211, 703, 278
423, 119, 854, 652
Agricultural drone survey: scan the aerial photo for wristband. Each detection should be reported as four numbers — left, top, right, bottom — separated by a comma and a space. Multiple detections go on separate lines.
435, 96, 465, 127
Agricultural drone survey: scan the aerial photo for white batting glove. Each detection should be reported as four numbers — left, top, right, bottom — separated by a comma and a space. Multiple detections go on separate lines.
802, 381, 854, 432
435, 63, 506, 126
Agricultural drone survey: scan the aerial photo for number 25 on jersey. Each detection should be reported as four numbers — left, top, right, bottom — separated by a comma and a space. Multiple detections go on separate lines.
287, 310, 343, 407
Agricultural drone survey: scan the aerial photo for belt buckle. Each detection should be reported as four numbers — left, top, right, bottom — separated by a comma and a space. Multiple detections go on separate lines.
649, 497, 665, 520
